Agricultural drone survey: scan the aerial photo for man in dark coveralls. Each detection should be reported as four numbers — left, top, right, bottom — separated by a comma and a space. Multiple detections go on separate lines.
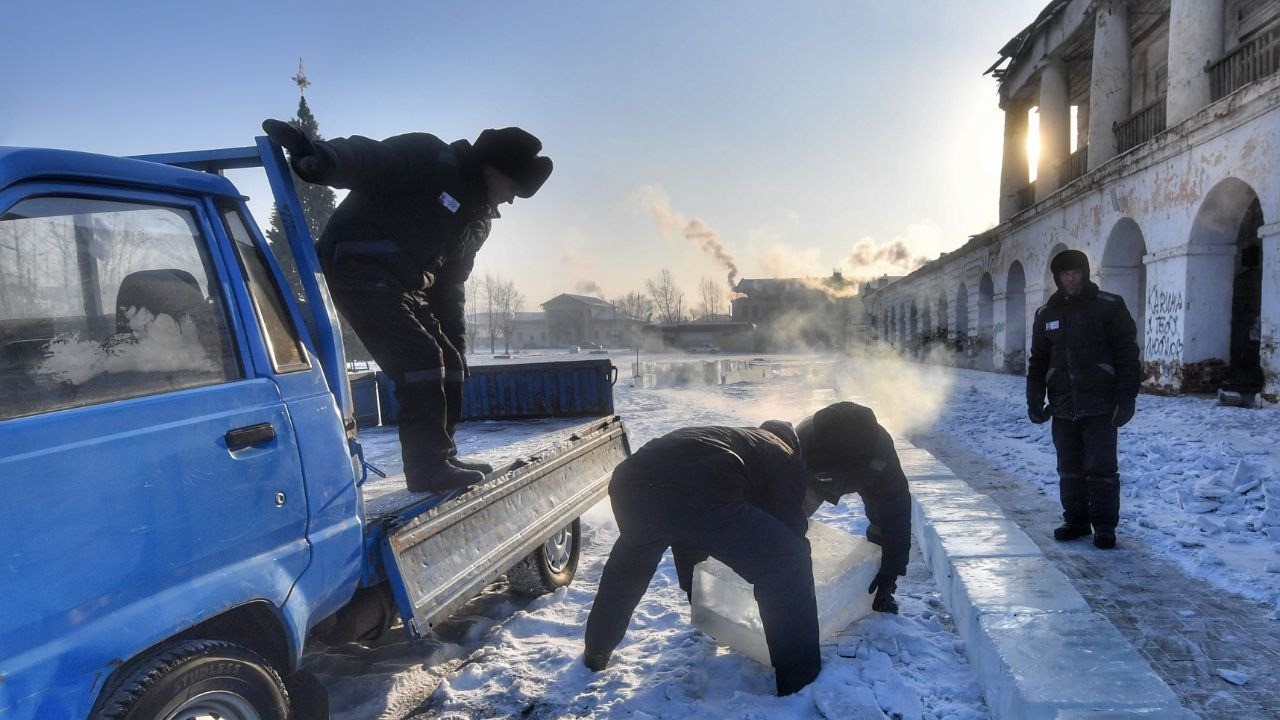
1027, 249, 1140, 549
262, 119, 552, 493
794, 401, 912, 615
582, 423, 822, 696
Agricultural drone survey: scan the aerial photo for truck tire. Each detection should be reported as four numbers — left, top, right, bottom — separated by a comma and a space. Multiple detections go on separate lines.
93, 639, 289, 720
507, 518, 581, 596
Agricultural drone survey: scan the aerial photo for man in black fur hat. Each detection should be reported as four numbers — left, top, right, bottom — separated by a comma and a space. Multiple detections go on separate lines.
262, 119, 552, 493
1027, 249, 1140, 549
794, 401, 912, 614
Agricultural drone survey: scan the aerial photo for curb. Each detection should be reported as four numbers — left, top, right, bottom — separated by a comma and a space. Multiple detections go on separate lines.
899, 443, 1199, 720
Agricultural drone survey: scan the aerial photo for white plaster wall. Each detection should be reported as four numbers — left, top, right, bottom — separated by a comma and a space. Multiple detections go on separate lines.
863, 91, 1280, 394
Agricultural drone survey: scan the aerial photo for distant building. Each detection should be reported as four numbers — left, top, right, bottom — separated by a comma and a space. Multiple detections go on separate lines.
732, 271, 870, 352
861, 0, 1280, 400
542, 293, 648, 348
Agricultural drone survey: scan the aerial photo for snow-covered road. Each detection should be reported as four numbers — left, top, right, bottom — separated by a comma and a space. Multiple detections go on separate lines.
310, 352, 1280, 719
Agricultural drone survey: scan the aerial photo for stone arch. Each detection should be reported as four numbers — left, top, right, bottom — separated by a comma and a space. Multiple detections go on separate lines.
921, 297, 933, 351
1099, 218, 1147, 357
1005, 261, 1028, 373
936, 287, 949, 341
1182, 178, 1262, 380
978, 272, 995, 370
955, 281, 970, 360
909, 299, 919, 354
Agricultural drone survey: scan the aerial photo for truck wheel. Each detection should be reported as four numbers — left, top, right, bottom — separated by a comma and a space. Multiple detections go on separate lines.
507, 518, 581, 596
94, 639, 289, 720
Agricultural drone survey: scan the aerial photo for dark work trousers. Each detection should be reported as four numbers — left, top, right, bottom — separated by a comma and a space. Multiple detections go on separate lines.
1051, 414, 1120, 531
323, 253, 465, 481
584, 483, 821, 696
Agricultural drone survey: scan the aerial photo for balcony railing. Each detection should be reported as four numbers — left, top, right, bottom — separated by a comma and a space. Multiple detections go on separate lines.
1015, 181, 1036, 212
1114, 96, 1166, 154
1209, 20, 1280, 101
1057, 145, 1088, 186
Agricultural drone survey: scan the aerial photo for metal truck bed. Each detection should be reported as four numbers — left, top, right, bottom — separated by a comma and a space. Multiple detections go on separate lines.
364, 415, 629, 636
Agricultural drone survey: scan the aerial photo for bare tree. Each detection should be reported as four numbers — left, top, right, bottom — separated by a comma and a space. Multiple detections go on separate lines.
480, 273, 502, 354
645, 268, 685, 325
464, 274, 482, 351
611, 291, 654, 322
696, 276, 725, 319
492, 279, 525, 353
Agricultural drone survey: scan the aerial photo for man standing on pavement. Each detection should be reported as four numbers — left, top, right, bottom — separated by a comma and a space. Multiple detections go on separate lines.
1026, 249, 1140, 549
792, 402, 912, 615
262, 119, 552, 494
582, 423, 822, 696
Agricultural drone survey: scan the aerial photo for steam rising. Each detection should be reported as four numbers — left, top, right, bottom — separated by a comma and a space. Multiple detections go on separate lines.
638, 186, 740, 290
575, 280, 605, 298
843, 237, 930, 281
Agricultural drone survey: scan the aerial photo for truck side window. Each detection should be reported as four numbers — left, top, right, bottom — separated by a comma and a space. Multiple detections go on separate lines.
221, 207, 309, 373
0, 196, 240, 420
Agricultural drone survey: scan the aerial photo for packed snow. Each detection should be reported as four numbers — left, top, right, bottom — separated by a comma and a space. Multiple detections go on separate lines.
309, 350, 1280, 719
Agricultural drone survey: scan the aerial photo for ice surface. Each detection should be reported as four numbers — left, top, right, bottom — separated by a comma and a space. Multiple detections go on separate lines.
921, 519, 1043, 602
897, 447, 959, 478
948, 557, 1090, 644
689, 520, 882, 666
912, 488, 1007, 568
1054, 710, 1200, 719
972, 613, 1183, 719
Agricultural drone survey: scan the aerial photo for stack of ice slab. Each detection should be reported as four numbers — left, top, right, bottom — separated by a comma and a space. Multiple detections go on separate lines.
897, 444, 1195, 719
689, 520, 881, 665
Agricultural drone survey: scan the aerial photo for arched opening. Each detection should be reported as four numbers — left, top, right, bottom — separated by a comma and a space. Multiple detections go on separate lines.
1005, 262, 1027, 373
1185, 178, 1262, 391
978, 273, 995, 370
955, 282, 969, 364
1099, 218, 1147, 358
1229, 198, 1264, 391
936, 288, 949, 360
921, 300, 933, 354
908, 300, 919, 355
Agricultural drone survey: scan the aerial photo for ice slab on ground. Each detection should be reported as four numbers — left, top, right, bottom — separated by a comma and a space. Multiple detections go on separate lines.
972, 613, 1184, 720
1054, 709, 1200, 719
690, 520, 881, 666
907, 475, 973, 497
897, 447, 959, 478
922, 519, 1043, 607
949, 557, 1090, 643
912, 489, 1007, 568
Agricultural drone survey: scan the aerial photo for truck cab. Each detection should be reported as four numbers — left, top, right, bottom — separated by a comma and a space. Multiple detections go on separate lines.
0, 142, 625, 719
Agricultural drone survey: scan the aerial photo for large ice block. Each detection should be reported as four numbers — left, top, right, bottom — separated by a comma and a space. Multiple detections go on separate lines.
971, 613, 1183, 720
948, 557, 1089, 644
689, 520, 882, 666
911, 488, 1007, 569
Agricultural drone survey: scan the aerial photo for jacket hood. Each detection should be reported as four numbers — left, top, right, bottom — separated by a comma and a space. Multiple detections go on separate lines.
1050, 249, 1091, 291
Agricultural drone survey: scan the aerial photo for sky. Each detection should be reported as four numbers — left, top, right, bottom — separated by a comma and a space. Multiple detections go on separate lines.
2, 0, 1048, 309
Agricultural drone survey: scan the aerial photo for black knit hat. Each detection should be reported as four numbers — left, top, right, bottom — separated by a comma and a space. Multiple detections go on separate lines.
473, 127, 553, 198
810, 401, 879, 469
1050, 249, 1090, 276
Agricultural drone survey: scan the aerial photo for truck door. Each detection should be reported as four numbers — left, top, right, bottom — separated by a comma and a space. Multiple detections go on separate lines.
0, 185, 311, 711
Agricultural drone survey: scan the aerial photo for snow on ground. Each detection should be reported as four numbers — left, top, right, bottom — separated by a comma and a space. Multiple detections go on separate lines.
314, 352, 989, 720
311, 349, 1280, 719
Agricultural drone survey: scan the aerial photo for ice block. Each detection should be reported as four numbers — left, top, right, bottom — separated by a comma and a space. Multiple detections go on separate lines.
689, 520, 882, 665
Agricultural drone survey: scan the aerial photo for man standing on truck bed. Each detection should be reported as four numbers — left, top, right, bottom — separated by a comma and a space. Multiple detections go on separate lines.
262, 119, 553, 493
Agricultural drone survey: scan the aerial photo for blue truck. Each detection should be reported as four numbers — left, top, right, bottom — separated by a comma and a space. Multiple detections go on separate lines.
0, 138, 629, 719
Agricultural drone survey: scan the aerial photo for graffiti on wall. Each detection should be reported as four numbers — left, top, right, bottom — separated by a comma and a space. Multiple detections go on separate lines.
1145, 287, 1184, 360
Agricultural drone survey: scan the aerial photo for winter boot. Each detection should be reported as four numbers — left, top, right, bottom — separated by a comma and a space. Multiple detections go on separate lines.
1053, 523, 1093, 541
397, 378, 482, 494
1093, 528, 1117, 549
1087, 474, 1121, 533
443, 380, 493, 474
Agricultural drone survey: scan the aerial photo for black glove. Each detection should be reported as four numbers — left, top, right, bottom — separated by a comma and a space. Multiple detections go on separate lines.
868, 572, 899, 614
1112, 397, 1136, 427
262, 119, 327, 177
1028, 404, 1051, 424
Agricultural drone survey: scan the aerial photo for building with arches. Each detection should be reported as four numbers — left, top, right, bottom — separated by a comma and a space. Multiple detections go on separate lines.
861, 0, 1279, 399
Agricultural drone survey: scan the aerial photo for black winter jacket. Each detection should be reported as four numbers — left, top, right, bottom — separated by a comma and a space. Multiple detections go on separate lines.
301, 133, 494, 355
794, 418, 912, 577
1027, 281, 1140, 419
610, 426, 812, 539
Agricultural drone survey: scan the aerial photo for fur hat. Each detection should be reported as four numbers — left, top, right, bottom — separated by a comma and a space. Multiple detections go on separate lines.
473, 127, 553, 198
809, 401, 880, 469
1050, 249, 1090, 278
